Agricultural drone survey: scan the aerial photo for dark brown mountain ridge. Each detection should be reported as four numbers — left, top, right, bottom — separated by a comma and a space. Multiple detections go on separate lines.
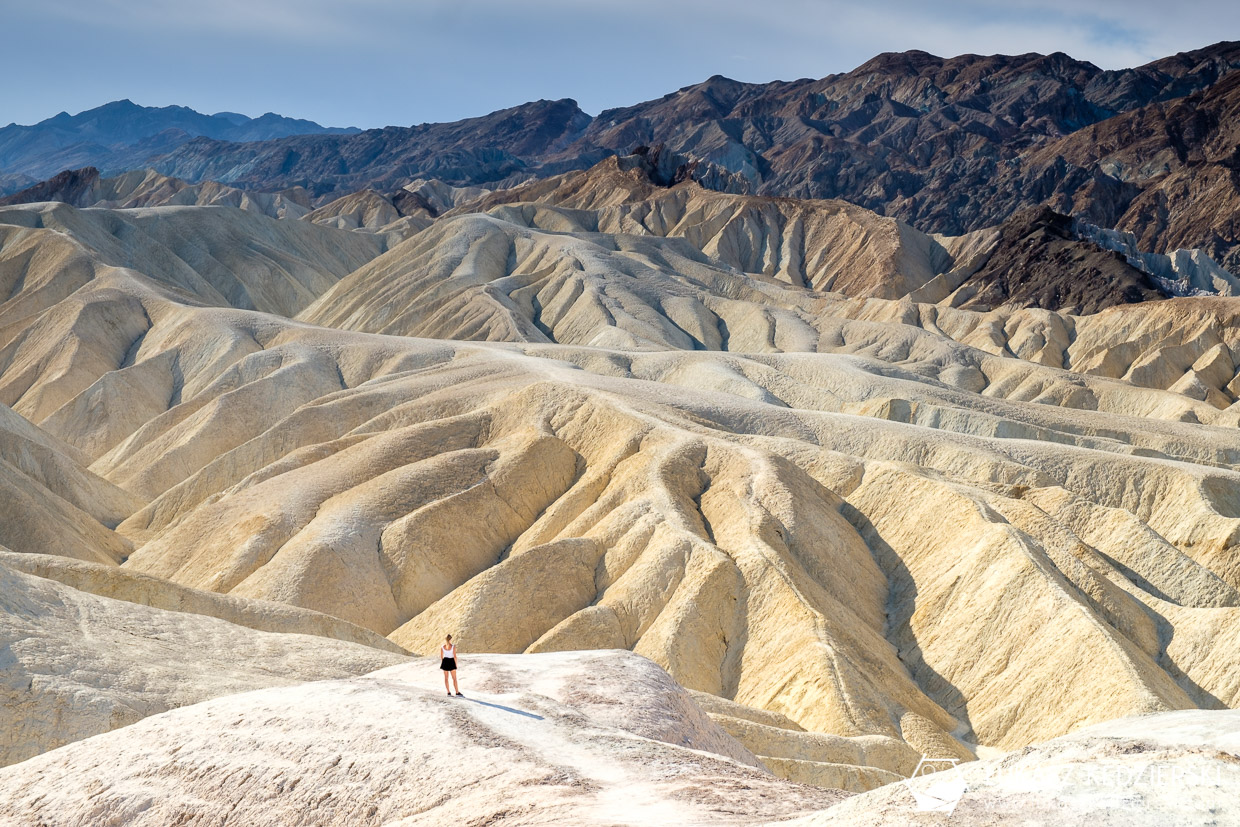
126, 41, 1240, 271
919, 205, 1167, 314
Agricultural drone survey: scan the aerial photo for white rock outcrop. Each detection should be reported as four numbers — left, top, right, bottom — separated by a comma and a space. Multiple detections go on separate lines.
782, 709, 1240, 826
0, 652, 844, 826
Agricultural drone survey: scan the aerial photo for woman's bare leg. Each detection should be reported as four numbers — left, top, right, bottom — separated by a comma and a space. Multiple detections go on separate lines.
444, 669, 451, 694
451, 670, 460, 694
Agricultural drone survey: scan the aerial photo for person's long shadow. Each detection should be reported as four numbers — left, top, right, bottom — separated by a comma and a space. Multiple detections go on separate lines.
466, 698, 545, 720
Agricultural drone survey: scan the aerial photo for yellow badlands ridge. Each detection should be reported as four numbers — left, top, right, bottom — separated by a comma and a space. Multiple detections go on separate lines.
1, 166, 1239, 824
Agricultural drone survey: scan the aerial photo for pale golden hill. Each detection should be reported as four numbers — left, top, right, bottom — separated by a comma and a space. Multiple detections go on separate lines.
1, 185, 1239, 795
0, 201, 382, 343
0, 402, 137, 562
448, 154, 976, 298
302, 188, 431, 243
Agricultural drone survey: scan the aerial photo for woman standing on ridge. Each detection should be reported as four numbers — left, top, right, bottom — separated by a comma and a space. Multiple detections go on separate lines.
440, 634, 462, 697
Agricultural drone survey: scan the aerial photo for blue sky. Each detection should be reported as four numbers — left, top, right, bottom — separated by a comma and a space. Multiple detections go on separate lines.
3, 0, 1235, 128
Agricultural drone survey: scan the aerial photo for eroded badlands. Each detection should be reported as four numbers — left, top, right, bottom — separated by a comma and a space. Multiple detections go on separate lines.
2, 157, 1239, 824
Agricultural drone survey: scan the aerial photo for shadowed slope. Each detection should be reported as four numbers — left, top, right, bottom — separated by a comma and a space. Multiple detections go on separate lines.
0, 402, 138, 562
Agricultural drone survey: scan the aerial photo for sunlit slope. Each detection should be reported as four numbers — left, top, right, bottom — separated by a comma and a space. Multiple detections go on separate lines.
300, 171, 1240, 415
0, 201, 382, 347
0, 558, 404, 767
2, 193, 1240, 785
0, 651, 844, 826
4, 270, 1239, 767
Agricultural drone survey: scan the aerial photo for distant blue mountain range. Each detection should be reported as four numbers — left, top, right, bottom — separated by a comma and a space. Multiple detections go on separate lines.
0, 100, 358, 191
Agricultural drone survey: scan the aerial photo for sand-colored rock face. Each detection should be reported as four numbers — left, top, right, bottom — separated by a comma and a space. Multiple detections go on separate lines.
0, 167, 316, 220
298, 168, 1240, 409
446, 155, 960, 299
0, 402, 138, 562
10, 292, 1240, 772
2, 178, 1240, 802
302, 188, 431, 244
0, 549, 404, 653
0, 200, 382, 341
0, 652, 844, 827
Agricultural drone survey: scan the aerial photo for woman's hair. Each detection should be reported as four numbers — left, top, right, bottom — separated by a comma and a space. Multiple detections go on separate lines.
446, 634, 453, 641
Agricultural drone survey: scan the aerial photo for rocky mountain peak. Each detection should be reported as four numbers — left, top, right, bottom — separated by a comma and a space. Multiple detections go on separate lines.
0, 166, 102, 207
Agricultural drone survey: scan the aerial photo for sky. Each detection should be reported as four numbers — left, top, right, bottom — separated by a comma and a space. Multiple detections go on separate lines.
2, 0, 1236, 129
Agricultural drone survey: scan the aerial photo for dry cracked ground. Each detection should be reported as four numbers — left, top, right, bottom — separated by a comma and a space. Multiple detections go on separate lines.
2, 159, 1239, 825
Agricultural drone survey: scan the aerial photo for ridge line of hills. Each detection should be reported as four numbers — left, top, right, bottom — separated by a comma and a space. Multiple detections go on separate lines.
5, 39, 1239, 275
0, 99, 359, 189
4, 152, 1237, 317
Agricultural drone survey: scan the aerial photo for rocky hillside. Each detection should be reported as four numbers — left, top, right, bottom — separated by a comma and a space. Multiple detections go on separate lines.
8, 43, 1238, 274
560, 43, 1240, 231
10, 153, 1233, 314
1029, 68, 1240, 271
150, 98, 593, 198
912, 206, 1167, 313
0, 166, 315, 220
442, 153, 1240, 314
0, 647, 852, 826
129, 42, 1240, 269
3, 629, 1235, 826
